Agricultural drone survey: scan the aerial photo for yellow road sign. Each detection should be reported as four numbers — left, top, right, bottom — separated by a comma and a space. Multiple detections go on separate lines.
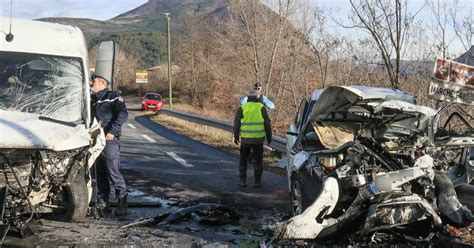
135, 70, 148, 84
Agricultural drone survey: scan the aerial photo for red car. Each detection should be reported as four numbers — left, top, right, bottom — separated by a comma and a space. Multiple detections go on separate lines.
141, 93, 164, 111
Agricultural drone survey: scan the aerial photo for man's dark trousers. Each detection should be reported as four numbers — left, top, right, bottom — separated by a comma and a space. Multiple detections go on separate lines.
239, 143, 263, 181
96, 137, 127, 204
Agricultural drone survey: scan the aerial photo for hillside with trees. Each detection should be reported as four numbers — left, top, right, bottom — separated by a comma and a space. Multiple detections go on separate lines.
40, 0, 473, 131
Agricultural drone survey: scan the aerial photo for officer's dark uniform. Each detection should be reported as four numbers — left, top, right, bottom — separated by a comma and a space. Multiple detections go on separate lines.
233, 94, 272, 187
91, 88, 128, 207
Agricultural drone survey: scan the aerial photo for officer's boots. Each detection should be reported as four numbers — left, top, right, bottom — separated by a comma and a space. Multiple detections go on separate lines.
254, 178, 262, 188
239, 178, 246, 187
115, 196, 128, 216
97, 198, 111, 214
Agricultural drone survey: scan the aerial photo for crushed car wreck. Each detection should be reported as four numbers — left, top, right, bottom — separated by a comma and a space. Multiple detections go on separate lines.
0, 18, 113, 239
279, 86, 473, 241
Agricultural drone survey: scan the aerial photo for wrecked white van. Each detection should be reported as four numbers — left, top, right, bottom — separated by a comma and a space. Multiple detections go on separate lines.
280, 86, 473, 242
0, 18, 109, 237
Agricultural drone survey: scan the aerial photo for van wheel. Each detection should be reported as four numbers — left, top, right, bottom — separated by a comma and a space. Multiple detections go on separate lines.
62, 169, 89, 222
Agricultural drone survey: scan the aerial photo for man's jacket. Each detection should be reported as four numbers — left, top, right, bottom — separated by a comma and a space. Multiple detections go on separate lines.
240, 94, 275, 109
233, 96, 272, 144
91, 89, 128, 137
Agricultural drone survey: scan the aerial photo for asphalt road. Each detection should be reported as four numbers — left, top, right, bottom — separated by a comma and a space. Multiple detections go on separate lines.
3, 101, 289, 247
122, 108, 289, 206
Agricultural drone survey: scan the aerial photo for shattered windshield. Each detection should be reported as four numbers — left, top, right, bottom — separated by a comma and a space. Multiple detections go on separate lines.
0, 52, 84, 122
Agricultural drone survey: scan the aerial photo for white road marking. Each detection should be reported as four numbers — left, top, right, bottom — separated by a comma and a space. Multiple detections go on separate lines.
166, 152, 194, 168
127, 124, 137, 129
142, 134, 156, 143
141, 133, 194, 167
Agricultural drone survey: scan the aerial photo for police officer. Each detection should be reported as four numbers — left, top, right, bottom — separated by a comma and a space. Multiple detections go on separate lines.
233, 88, 272, 188
90, 73, 128, 215
239, 82, 275, 166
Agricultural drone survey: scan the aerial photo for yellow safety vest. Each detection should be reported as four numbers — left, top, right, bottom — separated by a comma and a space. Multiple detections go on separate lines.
240, 102, 265, 139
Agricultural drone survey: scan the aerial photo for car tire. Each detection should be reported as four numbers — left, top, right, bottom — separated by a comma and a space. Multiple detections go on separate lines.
290, 169, 322, 216
62, 168, 89, 222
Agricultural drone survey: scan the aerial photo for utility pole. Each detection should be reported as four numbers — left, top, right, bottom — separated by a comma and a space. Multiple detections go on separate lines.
164, 12, 172, 109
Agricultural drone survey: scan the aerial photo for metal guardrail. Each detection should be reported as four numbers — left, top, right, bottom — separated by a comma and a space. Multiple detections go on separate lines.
158, 108, 288, 153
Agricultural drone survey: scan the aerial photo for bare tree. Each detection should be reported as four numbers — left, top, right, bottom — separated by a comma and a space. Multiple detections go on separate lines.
174, 15, 221, 107
426, 0, 454, 58
450, 0, 473, 52
88, 45, 139, 93
230, 0, 295, 87
114, 46, 139, 91
344, 0, 420, 89
296, 4, 341, 89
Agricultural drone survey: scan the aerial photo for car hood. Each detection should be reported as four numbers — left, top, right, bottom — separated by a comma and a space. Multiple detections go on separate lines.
310, 86, 416, 116
0, 111, 91, 151
309, 86, 437, 149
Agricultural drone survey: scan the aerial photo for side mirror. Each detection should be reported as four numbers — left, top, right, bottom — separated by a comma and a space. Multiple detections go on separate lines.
95, 41, 116, 89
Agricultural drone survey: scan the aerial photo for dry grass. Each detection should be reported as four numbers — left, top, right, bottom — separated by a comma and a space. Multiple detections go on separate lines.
166, 103, 235, 121
152, 114, 237, 153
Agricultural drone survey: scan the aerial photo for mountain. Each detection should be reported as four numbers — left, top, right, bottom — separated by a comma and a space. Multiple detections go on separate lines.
39, 0, 231, 68
397, 59, 432, 77
112, 0, 230, 21
397, 46, 474, 77
455, 46, 474, 66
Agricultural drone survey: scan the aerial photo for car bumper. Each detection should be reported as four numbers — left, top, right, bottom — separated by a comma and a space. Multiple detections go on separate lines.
142, 104, 162, 111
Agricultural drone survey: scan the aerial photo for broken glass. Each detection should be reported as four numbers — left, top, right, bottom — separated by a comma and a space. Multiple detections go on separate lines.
0, 51, 84, 122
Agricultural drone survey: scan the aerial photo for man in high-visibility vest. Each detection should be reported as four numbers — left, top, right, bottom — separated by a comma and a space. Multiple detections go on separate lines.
233, 88, 272, 188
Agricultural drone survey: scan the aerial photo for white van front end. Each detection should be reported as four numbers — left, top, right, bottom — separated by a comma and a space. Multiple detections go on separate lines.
0, 18, 106, 238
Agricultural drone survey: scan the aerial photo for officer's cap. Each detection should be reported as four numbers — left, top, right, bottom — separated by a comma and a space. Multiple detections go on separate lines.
254, 82, 262, 89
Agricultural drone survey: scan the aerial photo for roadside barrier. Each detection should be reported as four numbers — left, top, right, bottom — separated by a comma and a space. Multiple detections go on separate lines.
157, 108, 288, 153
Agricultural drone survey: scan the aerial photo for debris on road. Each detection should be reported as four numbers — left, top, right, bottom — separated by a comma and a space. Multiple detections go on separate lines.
121, 203, 239, 229
108, 201, 162, 208
120, 212, 171, 229
149, 229, 170, 238
448, 225, 474, 246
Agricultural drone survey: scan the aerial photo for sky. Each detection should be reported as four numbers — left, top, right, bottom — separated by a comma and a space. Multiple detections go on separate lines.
320, 0, 471, 55
286, 0, 473, 57
1, 0, 472, 56
0, 0, 148, 20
